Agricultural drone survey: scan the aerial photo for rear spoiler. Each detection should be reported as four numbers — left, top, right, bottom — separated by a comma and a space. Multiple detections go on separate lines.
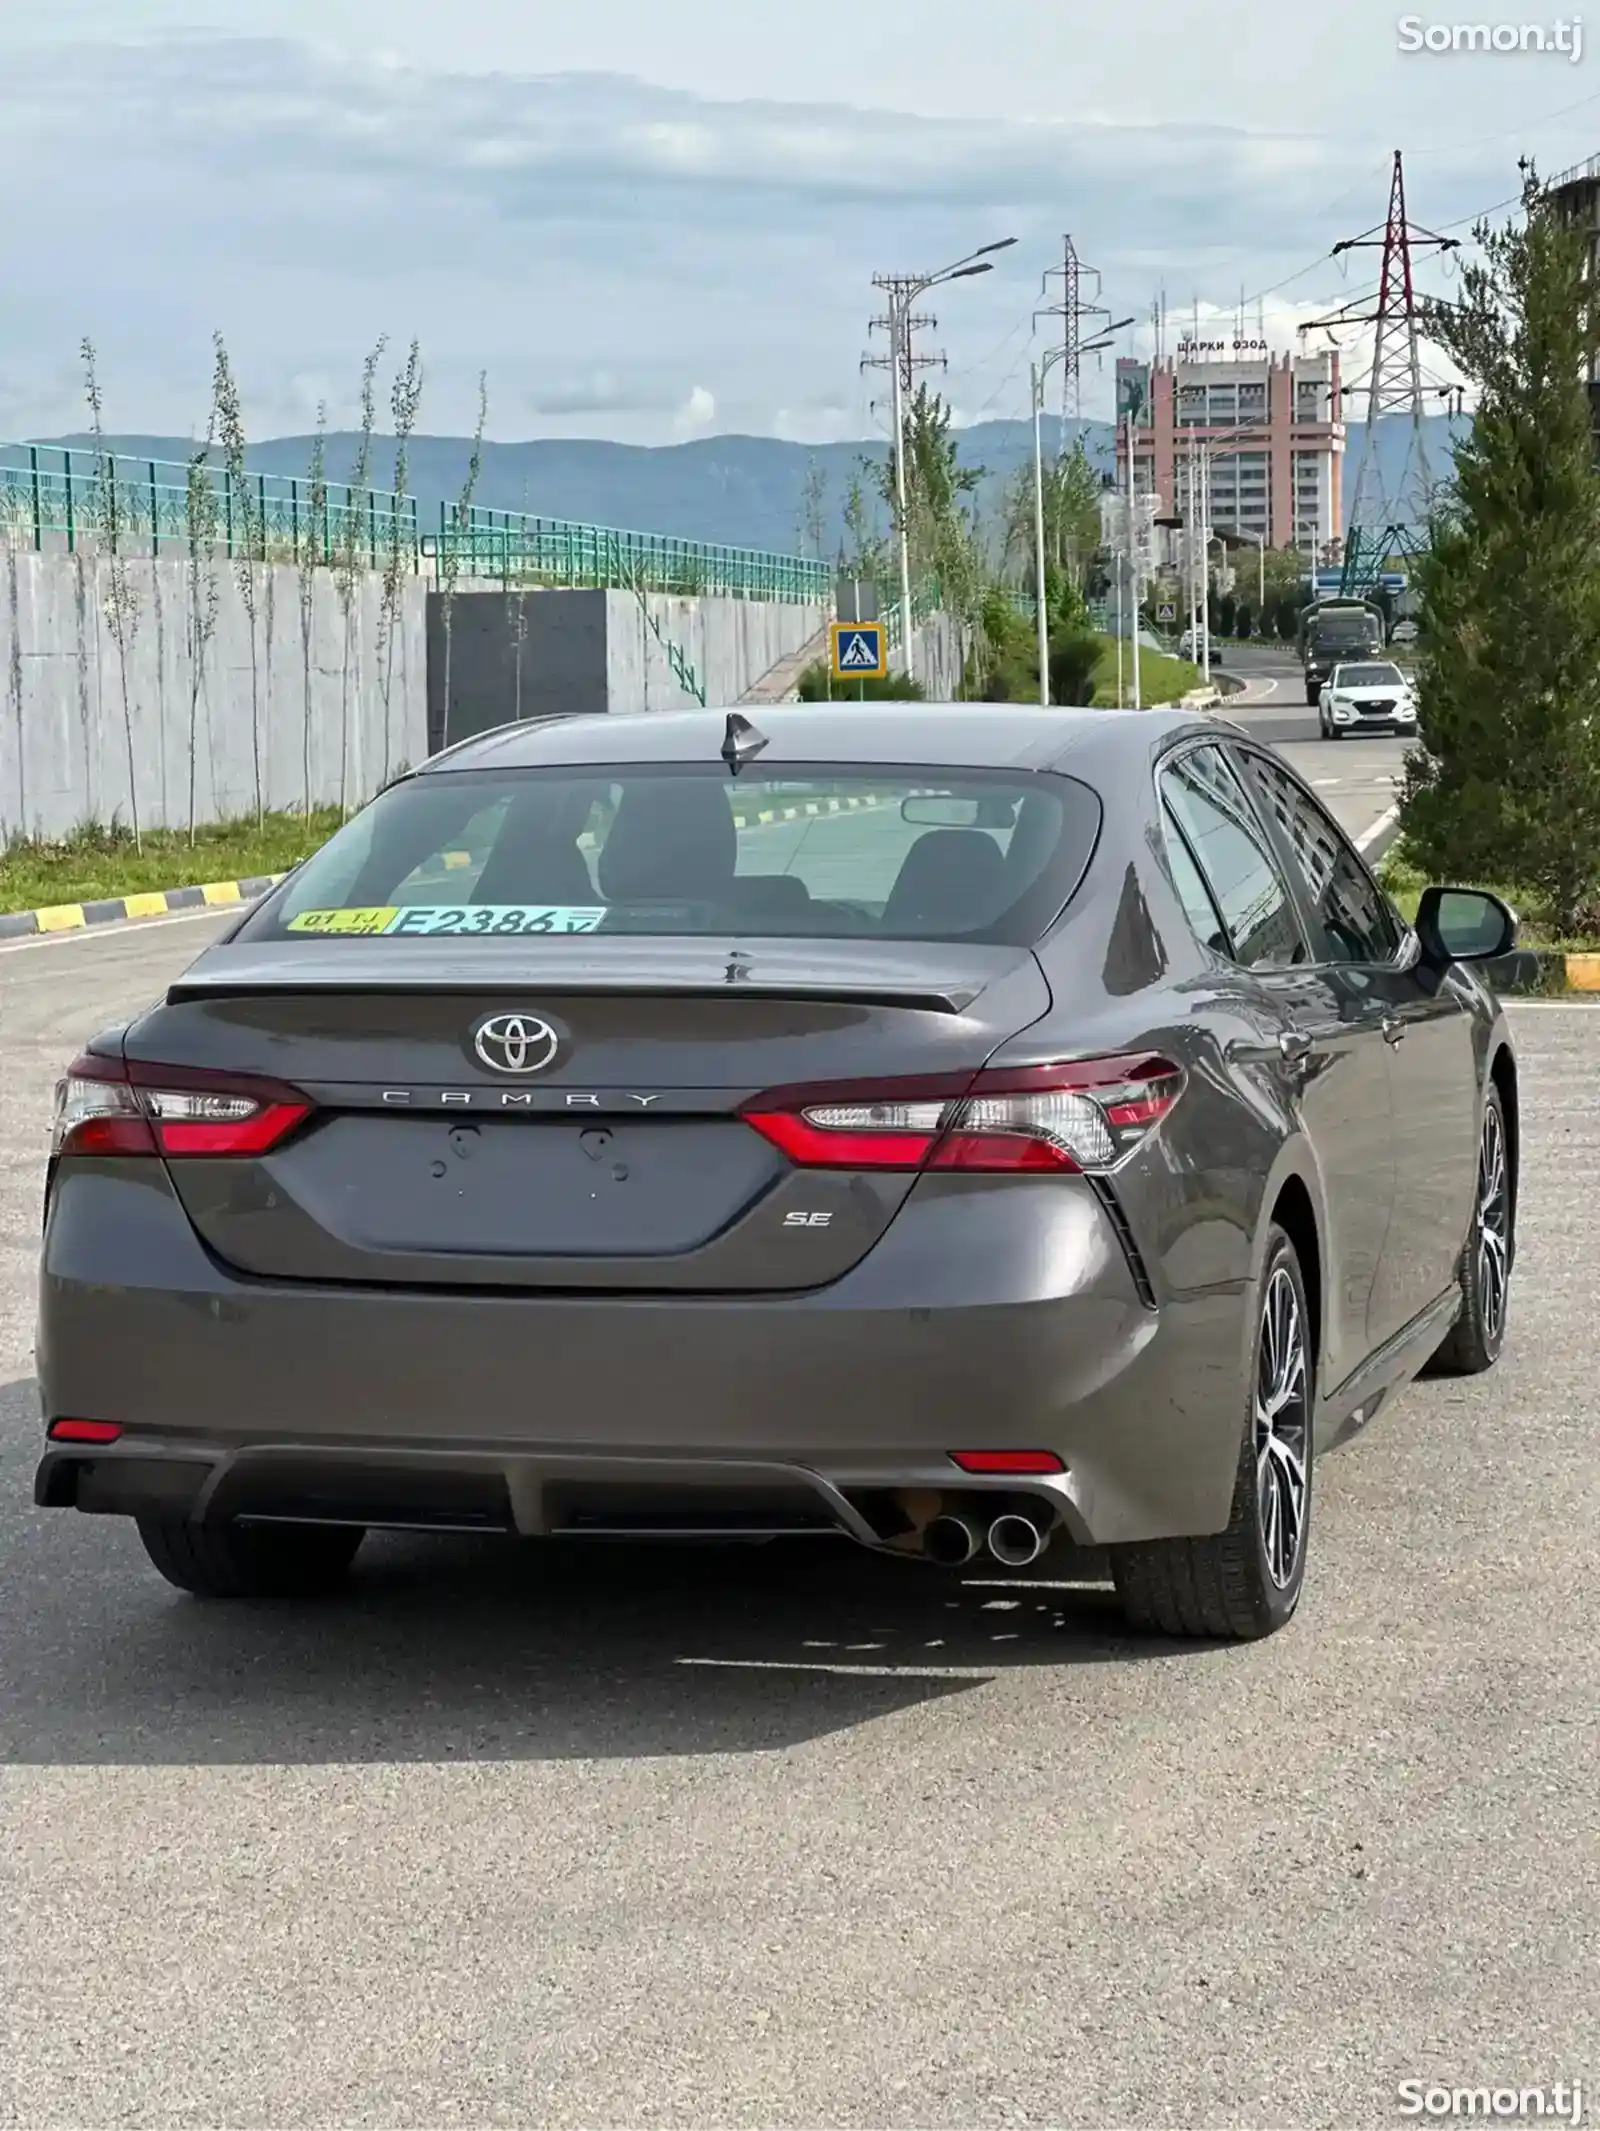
165, 975, 980, 1014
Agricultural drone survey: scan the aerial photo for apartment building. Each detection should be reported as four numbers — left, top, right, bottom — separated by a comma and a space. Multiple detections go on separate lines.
1114, 344, 1345, 555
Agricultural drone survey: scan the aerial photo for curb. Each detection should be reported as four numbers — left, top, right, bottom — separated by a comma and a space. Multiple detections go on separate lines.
0, 872, 286, 942
727, 791, 893, 833
1489, 948, 1600, 997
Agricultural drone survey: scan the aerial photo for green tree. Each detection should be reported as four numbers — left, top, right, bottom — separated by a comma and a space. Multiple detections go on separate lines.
1401, 169, 1600, 931
839, 464, 890, 591
1003, 440, 1103, 594
869, 385, 998, 690
962, 569, 1100, 705
797, 456, 829, 560
1260, 544, 1310, 606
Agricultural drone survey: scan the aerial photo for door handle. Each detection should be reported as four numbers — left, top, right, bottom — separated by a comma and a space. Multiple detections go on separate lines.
1382, 1015, 1406, 1046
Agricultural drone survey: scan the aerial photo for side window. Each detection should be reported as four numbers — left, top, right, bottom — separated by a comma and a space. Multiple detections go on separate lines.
1234, 751, 1399, 966
1159, 746, 1306, 970
1160, 801, 1230, 956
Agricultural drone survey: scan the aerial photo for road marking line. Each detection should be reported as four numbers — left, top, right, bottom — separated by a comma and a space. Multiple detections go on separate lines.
676, 1656, 995, 1681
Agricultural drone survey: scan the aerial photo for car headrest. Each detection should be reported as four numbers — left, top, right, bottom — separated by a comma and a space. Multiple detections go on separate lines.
882, 829, 1008, 933
598, 780, 738, 903
471, 835, 597, 909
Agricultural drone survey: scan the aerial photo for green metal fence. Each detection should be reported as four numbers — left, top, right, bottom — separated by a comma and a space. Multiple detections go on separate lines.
0, 442, 417, 566
423, 504, 831, 605
0, 440, 839, 608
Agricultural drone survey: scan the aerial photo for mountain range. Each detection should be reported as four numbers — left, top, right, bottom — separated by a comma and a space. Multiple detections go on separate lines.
36, 416, 1467, 558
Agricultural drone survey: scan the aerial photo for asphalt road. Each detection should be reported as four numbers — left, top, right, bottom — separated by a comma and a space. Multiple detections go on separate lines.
2, 806, 1596, 2126
1216, 643, 1407, 855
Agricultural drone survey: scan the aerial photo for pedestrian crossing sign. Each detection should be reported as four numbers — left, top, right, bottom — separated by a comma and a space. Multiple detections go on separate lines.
830, 620, 889, 680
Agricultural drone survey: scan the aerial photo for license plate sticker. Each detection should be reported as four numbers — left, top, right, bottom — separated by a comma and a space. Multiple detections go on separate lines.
287, 905, 608, 937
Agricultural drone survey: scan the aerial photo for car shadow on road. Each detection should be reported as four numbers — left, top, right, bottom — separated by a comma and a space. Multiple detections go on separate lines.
2, 1381, 1224, 1767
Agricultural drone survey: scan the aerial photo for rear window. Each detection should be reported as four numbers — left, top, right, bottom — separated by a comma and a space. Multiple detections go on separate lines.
239, 764, 1103, 947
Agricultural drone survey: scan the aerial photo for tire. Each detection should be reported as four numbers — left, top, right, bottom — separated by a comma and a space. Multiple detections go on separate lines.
1112, 1226, 1313, 1641
137, 1517, 364, 1598
1427, 1086, 1512, 1376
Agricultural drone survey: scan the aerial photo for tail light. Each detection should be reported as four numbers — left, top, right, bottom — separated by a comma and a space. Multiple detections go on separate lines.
51, 1054, 312, 1159
949, 1450, 1065, 1474
742, 1053, 1183, 1175
48, 1419, 124, 1444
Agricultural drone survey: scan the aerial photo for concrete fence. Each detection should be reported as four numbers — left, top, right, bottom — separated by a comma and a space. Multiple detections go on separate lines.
0, 545, 425, 843
2, 542, 970, 847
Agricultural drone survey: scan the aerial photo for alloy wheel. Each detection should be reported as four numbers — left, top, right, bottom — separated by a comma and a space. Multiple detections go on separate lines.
1255, 1265, 1310, 1591
1476, 1102, 1510, 1347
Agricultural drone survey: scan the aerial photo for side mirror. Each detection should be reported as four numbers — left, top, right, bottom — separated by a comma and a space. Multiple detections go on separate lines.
1415, 885, 1517, 967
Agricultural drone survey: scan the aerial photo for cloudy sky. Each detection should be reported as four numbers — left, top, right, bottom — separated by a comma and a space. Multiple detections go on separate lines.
4, 1, 1598, 445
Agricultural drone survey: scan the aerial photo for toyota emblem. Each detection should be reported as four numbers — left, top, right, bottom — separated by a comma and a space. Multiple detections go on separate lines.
470, 1012, 560, 1076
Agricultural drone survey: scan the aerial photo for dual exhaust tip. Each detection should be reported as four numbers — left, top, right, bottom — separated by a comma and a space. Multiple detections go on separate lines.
923, 1509, 1049, 1569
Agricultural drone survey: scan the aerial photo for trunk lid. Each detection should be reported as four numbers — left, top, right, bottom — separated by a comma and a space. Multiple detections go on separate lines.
128, 936, 1051, 1291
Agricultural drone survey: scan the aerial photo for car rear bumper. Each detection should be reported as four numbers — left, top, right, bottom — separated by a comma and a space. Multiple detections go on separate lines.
35, 1160, 1253, 1548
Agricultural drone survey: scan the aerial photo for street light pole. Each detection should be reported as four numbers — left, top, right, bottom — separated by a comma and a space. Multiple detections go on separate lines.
1185, 449, 1199, 668
1125, 407, 1141, 710
1199, 443, 1212, 686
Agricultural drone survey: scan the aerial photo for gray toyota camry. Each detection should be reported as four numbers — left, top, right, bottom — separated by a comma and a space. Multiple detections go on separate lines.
37, 704, 1518, 1639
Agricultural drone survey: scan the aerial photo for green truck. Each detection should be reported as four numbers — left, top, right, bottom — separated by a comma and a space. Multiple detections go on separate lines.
1297, 598, 1386, 705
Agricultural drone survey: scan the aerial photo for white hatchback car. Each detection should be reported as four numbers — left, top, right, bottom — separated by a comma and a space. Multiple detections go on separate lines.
1318, 660, 1417, 739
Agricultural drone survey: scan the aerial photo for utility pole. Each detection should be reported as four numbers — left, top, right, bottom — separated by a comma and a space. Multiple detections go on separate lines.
1030, 358, 1051, 706
864, 287, 945, 682
1038, 236, 1109, 441
864, 240, 1016, 682
1301, 150, 1458, 594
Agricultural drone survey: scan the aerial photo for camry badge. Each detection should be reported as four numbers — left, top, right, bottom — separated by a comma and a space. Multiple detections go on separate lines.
471, 1013, 560, 1076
